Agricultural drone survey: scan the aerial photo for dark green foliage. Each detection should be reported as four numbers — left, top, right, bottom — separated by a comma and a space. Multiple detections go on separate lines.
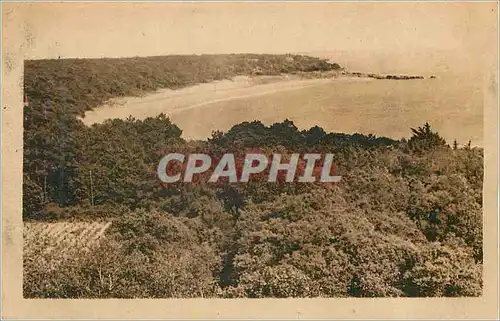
22, 173, 47, 218
23, 54, 337, 215
408, 122, 448, 152
24, 54, 337, 117
78, 114, 183, 207
23, 118, 484, 298
403, 236, 482, 297
23, 56, 483, 298
24, 209, 222, 298
209, 119, 396, 149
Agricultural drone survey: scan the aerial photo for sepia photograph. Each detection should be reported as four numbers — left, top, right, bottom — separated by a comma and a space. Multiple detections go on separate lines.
2, 1, 499, 319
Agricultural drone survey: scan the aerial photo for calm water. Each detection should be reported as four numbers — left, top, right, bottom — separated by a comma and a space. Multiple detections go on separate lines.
171, 75, 483, 146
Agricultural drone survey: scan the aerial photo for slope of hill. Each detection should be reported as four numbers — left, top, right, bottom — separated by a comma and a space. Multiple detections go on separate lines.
22, 55, 483, 298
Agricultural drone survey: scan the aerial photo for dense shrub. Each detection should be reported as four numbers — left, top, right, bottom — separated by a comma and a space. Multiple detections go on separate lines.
24, 209, 222, 298
23, 56, 483, 298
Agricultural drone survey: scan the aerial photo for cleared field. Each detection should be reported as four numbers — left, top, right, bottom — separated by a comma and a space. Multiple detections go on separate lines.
24, 221, 112, 258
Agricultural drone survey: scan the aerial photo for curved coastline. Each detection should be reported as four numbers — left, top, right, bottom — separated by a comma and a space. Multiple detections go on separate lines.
79, 75, 372, 126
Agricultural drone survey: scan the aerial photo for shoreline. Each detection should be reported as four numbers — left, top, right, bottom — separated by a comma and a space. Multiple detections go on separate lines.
77, 72, 482, 148
79, 74, 372, 126
345, 71, 429, 80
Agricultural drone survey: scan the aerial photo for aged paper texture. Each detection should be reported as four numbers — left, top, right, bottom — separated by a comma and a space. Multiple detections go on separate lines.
2, 2, 499, 319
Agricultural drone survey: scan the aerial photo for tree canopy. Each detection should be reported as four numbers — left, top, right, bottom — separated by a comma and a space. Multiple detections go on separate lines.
23, 55, 483, 298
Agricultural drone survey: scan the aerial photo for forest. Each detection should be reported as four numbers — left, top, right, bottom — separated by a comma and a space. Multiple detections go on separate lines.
23, 54, 483, 298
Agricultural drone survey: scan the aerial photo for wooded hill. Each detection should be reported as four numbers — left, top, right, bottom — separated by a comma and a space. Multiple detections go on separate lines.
23, 55, 482, 298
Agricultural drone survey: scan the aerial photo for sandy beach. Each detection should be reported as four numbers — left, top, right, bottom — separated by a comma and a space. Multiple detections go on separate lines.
79, 74, 482, 146
79, 75, 371, 127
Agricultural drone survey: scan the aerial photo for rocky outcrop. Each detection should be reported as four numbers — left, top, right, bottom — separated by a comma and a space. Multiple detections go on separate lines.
346, 71, 426, 80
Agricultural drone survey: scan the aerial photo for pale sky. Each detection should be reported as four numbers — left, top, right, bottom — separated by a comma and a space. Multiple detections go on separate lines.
2, 2, 498, 73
